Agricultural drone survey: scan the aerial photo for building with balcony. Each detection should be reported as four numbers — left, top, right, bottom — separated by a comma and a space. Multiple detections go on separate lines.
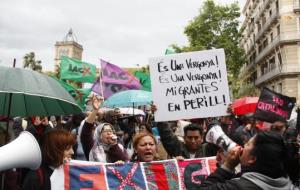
239, 0, 300, 100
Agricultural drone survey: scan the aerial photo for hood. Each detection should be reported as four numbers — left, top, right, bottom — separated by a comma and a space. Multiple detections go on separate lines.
93, 123, 115, 142
242, 172, 291, 190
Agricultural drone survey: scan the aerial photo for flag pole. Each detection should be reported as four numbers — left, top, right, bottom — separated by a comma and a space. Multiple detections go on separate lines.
133, 102, 135, 115
99, 59, 105, 102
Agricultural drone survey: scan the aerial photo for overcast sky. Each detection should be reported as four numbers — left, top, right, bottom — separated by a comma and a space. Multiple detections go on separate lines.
0, 0, 246, 71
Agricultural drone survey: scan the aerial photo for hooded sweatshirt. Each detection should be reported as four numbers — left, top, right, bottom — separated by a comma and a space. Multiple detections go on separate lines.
242, 172, 291, 190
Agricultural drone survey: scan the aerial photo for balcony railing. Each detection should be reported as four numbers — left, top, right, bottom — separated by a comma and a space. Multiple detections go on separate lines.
240, 31, 300, 79
281, 31, 300, 42
255, 31, 300, 64
254, 0, 273, 23
255, 67, 280, 85
294, 0, 300, 12
255, 35, 280, 64
255, 11, 279, 42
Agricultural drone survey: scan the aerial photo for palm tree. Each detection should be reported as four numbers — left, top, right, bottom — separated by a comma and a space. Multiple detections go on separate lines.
23, 52, 42, 72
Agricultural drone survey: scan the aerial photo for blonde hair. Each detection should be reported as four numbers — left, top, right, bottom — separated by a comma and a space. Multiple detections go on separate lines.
132, 132, 157, 149
131, 132, 159, 161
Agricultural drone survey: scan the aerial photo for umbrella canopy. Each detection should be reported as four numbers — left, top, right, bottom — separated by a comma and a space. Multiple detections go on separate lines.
102, 90, 152, 108
232, 96, 259, 116
0, 66, 82, 117
100, 107, 145, 116
119, 107, 145, 116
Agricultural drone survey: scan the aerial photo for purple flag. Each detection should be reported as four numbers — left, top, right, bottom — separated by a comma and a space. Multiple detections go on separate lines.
91, 60, 141, 99
91, 78, 133, 99
91, 77, 103, 96
101, 59, 141, 88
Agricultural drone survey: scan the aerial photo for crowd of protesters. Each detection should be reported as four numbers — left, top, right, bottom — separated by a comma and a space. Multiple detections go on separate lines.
0, 93, 299, 190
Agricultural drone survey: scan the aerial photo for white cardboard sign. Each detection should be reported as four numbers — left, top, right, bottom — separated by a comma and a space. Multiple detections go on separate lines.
149, 49, 230, 122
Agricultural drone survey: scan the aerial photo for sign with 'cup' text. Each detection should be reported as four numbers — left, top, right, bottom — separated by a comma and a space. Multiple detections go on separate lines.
149, 49, 230, 122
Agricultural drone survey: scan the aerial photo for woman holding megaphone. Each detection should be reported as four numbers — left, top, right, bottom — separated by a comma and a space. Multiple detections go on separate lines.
80, 95, 128, 163
199, 131, 299, 189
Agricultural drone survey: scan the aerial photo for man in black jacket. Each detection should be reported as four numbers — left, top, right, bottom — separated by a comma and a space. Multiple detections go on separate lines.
199, 131, 296, 190
157, 122, 215, 158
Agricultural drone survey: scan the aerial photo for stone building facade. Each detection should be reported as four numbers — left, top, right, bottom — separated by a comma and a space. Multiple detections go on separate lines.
239, 0, 300, 100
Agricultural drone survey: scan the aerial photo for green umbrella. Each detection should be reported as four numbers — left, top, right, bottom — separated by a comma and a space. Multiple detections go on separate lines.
0, 66, 82, 117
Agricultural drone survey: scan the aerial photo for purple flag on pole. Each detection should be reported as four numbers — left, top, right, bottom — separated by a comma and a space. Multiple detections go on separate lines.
91, 78, 133, 99
101, 59, 141, 88
91, 60, 141, 99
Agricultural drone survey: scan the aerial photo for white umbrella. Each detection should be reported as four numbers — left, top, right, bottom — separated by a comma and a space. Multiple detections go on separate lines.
118, 107, 145, 116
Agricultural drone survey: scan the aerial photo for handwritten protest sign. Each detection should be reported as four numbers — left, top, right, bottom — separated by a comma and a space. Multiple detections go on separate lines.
149, 49, 230, 121
254, 87, 296, 123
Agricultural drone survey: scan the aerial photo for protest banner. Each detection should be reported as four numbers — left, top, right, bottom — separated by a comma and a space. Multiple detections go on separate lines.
51, 157, 216, 190
178, 158, 217, 190
143, 160, 179, 190
254, 87, 296, 123
149, 49, 230, 121
60, 56, 97, 83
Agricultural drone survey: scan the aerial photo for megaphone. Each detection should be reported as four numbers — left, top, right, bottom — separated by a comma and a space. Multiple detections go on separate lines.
0, 131, 42, 171
206, 124, 237, 152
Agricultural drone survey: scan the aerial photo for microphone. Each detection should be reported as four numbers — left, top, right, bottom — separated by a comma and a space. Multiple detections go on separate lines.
111, 134, 118, 140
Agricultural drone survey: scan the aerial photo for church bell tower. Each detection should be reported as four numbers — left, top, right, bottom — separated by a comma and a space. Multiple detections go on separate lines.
54, 28, 83, 70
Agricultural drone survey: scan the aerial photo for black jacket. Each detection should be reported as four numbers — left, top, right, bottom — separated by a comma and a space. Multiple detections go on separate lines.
199, 167, 292, 190
157, 122, 215, 158
21, 165, 53, 190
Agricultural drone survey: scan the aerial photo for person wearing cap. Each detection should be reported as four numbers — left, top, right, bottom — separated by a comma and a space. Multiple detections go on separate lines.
80, 95, 128, 163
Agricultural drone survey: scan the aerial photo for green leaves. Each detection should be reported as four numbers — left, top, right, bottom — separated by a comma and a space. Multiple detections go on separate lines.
23, 52, 43, 72
173, 0, 245, 98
